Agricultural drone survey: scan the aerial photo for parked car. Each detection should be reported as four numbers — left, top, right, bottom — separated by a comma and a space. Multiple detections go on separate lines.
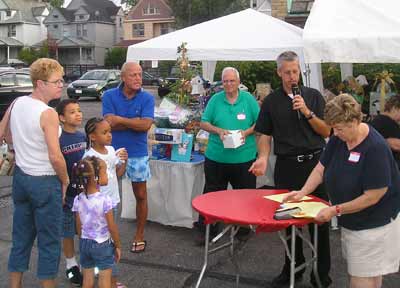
67, 69, 121, 100
0, 71, 59, 120
17, 68, 30, 73
142, 71, 163, 86
157, 67, 180, 98
64, 69, 84, 83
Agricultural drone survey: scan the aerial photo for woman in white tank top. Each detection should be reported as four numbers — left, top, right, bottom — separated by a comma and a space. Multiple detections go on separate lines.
2, 58, 69, 288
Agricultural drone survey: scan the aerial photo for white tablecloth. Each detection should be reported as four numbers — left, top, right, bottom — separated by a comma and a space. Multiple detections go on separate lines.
121, 158, 205, 228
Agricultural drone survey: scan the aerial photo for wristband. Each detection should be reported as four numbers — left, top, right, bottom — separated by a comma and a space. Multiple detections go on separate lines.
306, 111, 315, 120
335, 205, 342, 217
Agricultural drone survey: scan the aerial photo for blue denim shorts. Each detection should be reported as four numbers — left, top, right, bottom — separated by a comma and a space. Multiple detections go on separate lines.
8, 166, 62, 280
126, 156, 151, 182
79, 238, 115, 271
63, 196, 76, 238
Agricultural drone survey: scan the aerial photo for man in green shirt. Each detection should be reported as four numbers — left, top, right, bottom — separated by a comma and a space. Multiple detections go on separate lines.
196, 67, 260, 243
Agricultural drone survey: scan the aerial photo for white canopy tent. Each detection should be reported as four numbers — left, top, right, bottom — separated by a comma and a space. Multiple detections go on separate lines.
303, 0, 400, 64
127, 8, 323, 90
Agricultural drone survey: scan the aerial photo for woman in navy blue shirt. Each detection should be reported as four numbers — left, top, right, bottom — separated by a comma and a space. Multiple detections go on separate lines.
285, 94, 400, 288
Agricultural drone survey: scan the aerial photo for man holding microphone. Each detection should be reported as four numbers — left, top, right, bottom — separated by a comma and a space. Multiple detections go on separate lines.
249, 51, 332, 287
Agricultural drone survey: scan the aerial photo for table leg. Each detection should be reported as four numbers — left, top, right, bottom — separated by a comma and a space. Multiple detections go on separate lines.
230, 226, 240, 288
312, 223, 322, 288
290, 225, 296, 288
195, 224, 210, 288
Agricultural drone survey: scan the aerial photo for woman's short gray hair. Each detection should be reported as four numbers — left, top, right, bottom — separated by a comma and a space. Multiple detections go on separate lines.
324, 93, 363, 125
221, 67, 240, 81
276, 51, 299, 70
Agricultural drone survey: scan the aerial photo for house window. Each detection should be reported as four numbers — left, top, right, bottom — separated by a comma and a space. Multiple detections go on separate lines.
53, 14, 59, 18
6, 10, 11, 17
63, 25, 69, 37
160, 23, 169, 35
7, 24, 16, 37
119, 17, 122, 28
77, 24, 87, 37
82, 48, 92, 60
53, 25, 58, 29
143, 4, 160, 15
79, 15, 84, 19
132, 23, 144, 37
289, 0, 314, 14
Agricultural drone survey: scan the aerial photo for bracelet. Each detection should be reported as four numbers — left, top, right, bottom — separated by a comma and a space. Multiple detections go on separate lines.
306, 111, 315, 120
335, 205, 342, 217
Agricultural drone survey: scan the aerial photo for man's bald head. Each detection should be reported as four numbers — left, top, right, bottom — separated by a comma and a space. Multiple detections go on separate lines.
121, 62, 143, 93
121, 62, 142, 75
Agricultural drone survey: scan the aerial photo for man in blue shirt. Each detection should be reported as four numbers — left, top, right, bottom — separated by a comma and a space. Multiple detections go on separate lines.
102, 62, 154, 253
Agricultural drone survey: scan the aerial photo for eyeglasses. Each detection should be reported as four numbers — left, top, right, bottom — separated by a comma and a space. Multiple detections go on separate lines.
43, 79, 65, 86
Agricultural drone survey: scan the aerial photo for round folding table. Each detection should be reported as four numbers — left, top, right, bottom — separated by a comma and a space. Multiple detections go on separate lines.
192, 189, 326, 288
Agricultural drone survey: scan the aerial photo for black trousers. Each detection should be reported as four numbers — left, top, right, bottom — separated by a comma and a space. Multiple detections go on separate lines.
197, 157, 256, 230
274, 156, 331, 279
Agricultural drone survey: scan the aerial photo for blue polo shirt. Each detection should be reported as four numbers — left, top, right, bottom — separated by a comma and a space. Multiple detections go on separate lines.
102, 85, 154, 157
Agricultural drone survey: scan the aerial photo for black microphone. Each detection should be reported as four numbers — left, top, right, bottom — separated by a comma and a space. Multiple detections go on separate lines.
291, 84, 301, 120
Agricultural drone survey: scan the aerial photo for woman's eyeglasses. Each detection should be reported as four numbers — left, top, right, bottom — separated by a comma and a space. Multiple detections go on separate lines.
43, 79, 65, 86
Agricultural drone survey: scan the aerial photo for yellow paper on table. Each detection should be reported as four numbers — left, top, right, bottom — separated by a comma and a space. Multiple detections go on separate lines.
281, 202, 330, 218
264, 193, 312, 203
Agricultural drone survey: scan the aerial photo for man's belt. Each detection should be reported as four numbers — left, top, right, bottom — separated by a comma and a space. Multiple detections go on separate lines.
277, 149, 323, 163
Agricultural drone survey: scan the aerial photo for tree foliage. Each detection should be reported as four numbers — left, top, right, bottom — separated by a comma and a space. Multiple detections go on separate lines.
42, 0, 64, 8
214, 61, 280, 93
104, 47, 127, 68
168, 0, 249, 28
121, 0, 139, 8
18, 44, 49, 65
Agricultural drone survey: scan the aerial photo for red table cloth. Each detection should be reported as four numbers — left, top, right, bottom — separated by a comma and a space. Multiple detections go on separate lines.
192, 189, 328, 233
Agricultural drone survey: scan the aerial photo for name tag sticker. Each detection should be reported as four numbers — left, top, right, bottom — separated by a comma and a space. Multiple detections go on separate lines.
348, 152, 360, 163
237, 113, 246, 120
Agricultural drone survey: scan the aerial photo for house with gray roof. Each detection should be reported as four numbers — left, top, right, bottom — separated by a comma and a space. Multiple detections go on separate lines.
43, 0, 124, 66
0, 0, 48, 65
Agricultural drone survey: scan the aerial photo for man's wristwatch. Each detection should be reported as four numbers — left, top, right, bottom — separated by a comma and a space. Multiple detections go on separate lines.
306, 111, 315, 120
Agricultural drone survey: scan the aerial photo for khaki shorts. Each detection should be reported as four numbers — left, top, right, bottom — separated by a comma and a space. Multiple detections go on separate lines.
341, 213, 400, 277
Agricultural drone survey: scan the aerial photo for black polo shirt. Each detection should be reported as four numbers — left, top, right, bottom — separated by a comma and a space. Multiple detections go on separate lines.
255, 86, 326, 156
370, 114, 400, 168
320, 127, 400, 230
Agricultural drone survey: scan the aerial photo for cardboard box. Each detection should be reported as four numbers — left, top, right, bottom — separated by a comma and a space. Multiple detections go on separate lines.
154, 128, 183, 144
223, 130, 244, 149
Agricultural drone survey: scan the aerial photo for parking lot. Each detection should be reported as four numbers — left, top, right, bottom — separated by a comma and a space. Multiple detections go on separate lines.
0, 87, 399, 287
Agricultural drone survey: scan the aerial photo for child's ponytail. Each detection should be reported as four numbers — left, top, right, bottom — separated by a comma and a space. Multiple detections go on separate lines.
71, 156, 102, 198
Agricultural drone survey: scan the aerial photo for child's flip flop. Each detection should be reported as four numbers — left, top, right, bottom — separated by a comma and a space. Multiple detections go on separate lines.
130, 240, 146, 253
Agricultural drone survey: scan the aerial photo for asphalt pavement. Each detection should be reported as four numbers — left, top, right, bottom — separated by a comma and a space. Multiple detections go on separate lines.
0, 87, 399, 287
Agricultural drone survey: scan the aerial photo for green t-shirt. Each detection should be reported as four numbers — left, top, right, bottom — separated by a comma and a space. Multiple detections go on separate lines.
201, 90, 260, 163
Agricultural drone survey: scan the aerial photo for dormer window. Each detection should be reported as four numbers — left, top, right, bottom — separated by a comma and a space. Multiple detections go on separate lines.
75, 14, 88, 21
53, 14, 59, 18
143, 4, 160, 15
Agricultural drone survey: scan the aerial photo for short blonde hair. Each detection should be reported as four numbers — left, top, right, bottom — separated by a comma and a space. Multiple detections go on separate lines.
324, 93, 363, 125
30, 58, 64, 88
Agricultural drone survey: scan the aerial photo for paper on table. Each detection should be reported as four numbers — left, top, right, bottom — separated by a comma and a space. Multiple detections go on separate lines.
264, 193, 312, 203
280, 202, 330, 218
